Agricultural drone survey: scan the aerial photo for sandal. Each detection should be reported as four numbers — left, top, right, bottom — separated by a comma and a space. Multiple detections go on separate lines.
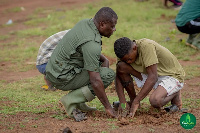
113, 101, 120, 111
164, 104, 188, 113
164, 104, 179, 112
72, 108, 87, 122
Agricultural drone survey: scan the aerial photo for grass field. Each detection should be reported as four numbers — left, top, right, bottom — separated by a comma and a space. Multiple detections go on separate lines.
0, 0, 199, 116
0, 0, 200, 132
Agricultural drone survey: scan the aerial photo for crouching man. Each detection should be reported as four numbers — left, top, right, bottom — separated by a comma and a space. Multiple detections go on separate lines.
113, 37, 185, 117
45, 7, 118, 121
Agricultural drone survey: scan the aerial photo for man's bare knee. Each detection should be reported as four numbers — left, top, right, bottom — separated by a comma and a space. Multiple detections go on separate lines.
116, 61, 128, 73
149, 95, 162, 108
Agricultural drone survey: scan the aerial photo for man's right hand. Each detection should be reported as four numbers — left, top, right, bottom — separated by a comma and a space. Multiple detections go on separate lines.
89, 71, 116, 118
128, 100, 140, 118
117, 102, 130, 117
105, 107, 117, 118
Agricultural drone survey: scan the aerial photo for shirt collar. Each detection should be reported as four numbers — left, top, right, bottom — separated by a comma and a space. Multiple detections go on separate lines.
88, 18, 102, 42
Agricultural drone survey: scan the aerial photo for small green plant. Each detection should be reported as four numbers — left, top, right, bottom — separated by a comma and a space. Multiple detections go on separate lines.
107, 118, 117, 122
32, 125, 38, 128
121, 103, 126, 109
148, 128, 155, 132
7, 126, 14, 130
139, 125, 143, 128
129, 119, 134, 122
91, 123, 99, 127
165, 121, 173, 125
20, 123, 26, 128
50, 114, 67, 120
169, 29, 177, 34
108, 123, 119, 130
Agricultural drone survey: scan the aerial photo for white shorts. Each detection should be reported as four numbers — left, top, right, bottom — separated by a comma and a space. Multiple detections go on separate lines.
133, 73, 184, 96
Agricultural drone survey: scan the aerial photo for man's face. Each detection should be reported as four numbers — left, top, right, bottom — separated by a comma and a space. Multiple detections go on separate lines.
99, 18, 117, 38
121, 42, 137, 64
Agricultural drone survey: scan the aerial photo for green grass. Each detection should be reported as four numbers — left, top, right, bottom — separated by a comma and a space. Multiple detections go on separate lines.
4, 7, 22, 13
0, 35, 9, 41
183, 98, 200, 108
0, 0, 199, 119
0, 76, 63, 114
1, 0, 199, 66
183, 65, 200, 80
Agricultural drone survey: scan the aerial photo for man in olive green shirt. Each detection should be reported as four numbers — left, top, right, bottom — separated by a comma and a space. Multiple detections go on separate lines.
45, 7, 118, 121
113, 37, 185, 117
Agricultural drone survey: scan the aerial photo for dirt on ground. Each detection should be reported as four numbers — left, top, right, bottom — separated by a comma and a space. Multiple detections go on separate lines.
0, 0, 200, 133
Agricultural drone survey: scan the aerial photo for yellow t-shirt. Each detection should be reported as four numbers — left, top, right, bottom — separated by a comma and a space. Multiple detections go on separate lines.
131, 38, 185, 82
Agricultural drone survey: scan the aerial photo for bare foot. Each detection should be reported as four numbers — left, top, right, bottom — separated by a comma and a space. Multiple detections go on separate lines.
171, 90, 182, 109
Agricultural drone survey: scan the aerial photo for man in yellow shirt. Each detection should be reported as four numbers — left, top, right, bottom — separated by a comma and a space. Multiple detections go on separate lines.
114, 37, 185, 117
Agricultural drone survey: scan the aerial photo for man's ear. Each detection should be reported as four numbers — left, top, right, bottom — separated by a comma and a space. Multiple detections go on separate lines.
131, 42, 137, 51
133, 45, 137, 50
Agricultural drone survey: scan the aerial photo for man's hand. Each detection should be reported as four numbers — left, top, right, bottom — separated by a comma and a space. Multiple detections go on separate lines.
128, 64, 157, 117
128, 100, 140, 118
89, 71, 115, 118
105, 107, 117, 118
100, 54, 109, 67
118, 102, 130, 117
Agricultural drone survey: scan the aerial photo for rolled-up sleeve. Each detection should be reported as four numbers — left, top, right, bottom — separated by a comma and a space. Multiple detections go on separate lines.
82, 41, 101, 72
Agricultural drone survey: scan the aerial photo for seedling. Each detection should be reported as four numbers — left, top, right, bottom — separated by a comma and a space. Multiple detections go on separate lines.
121, 103, 126, 109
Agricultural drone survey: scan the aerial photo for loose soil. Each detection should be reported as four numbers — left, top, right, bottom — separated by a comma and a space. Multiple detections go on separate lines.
0, 0, 199, 133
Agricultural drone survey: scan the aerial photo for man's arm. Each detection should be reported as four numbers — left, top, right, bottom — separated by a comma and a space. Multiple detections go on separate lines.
100, 54, 109, 67
115, 75, 127, 103
89, 71, 116, 117
129, 64, 158, 117
115, 75, 131, 116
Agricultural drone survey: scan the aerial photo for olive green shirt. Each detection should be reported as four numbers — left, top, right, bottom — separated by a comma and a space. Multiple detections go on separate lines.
131, 38, 185, 82
45, 19, 102, 85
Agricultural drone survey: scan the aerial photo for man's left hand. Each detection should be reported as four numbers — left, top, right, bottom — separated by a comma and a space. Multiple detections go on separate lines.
128, 100, 140, 118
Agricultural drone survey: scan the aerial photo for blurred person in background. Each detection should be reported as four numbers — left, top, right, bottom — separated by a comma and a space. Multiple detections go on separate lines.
175, 0, 200, 49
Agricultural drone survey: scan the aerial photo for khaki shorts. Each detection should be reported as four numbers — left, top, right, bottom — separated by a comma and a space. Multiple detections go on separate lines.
133, 73, 184, 96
